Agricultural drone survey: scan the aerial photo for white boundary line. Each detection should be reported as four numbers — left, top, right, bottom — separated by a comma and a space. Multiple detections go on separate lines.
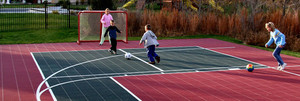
51, 65, 266, 79
286, 65, 300, 68
31, 49, 109, 54
282, 70, 300, 77
31, 46, 236, 54
197, 46, 267, 67
31, 53, 57, 101
35, 54, 122, 101
35, 46, 291, 100
119, 49, 164, 71
197, 46, 300, 77
110, 77, 142, 101
37, 65, 274, 95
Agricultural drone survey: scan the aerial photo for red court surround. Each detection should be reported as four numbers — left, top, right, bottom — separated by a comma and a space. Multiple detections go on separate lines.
1, 38, 300, 101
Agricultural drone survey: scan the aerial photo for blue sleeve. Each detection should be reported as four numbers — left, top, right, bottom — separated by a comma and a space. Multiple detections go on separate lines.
279, 34, 286, 45
265, 35, 274, 46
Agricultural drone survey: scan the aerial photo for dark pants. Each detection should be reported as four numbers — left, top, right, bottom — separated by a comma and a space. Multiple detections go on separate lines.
110, 38, 117, 52
147, 45, 159, 62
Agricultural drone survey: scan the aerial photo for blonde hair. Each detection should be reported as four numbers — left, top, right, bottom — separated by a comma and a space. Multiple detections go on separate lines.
105, 8, 110, 11
265, 22, 275, 30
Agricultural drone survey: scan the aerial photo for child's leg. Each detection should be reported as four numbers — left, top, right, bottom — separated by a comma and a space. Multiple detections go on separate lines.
108, 34, 111, 44
272, 46, 284, 65
147, 45, 156, 62
99, 27, 108, 45
110, 38, 117, 53
151, 47, 159, 57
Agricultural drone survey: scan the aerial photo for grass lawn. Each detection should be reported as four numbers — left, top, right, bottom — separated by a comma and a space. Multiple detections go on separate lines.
1, 30, 300, 58
0, 13, 299, 58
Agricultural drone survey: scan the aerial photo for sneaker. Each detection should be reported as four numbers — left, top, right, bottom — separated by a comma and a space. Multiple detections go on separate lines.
108, 49, 113, 54
277, 66, 282, 70
281, 63, 287, 70
148, 62, 155, 64
155, 56, 160, 63
112, 50, 117, 55
99, 43, 103, 46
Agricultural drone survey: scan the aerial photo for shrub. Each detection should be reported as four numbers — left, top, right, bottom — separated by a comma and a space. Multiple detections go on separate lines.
90, 0, 114, 10
127, 9, 300, 52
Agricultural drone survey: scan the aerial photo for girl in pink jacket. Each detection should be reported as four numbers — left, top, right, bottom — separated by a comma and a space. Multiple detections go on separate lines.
99, 8, 113, 45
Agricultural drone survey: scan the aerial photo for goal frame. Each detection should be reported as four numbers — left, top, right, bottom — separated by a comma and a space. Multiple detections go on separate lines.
77, 10, 128, 45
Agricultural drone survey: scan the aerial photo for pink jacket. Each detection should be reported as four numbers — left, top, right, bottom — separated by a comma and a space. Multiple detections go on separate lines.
101, 14, 113, 28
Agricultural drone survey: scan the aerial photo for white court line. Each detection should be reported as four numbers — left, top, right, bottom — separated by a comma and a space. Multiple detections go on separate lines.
51, 65, 265, 79
282, 70, 300, 77
197, 46, 267, 67
31, 48, 110, 54
286, 65, 300, 68
33, 46, 256, 100
119, 49, 164, 71
110, 77, 142, 101
198, 46, 300, 77
35, 54, 123, 101
38, 65, 272, 96
31, 53, 57, 101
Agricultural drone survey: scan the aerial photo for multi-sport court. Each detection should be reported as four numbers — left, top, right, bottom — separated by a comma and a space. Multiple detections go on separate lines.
1, 39, 300, 101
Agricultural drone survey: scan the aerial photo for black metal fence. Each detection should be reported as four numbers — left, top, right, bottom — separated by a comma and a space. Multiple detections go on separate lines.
0, 2, 78, 32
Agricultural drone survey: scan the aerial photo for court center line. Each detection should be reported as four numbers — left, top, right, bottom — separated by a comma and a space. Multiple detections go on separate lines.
110, 77, 142, 101
119, 49, 164, 71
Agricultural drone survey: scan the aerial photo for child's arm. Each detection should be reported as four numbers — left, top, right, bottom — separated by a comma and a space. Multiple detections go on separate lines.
115, 26, 121, 33
104, 26, 111, 37
279, 34, 286, 46
100, 16, 105, 24
139, 33, 148, 45
265, 34, 274, 48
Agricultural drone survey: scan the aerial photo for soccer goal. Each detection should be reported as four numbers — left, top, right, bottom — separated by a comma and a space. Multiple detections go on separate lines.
77, 10, 128, 44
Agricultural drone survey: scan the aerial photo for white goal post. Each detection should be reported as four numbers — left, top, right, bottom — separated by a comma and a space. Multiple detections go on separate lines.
77, 10, 128, 44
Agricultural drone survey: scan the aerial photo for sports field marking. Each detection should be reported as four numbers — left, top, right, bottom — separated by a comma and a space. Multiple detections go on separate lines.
31, 53, 57, 101
197, 46, 267, 67
35, 54, 123, 101
267, 66, 300, 77
31, 46, 235, 54
110, 77, 142, 101
286, 65, 300, 68
282, 70, 300, 77
51, 64, 265, 79
38, 65, 267, 97
119, 49, 164, 71
33, 46, 248, 100
198, 46, 300, 77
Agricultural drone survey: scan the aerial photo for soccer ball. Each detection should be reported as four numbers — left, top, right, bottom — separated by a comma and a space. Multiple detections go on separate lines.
246, 64, 254, 72
124, 53, 132, 60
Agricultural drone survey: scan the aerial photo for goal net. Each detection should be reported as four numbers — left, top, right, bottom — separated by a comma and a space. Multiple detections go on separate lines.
77, 10, 128, 44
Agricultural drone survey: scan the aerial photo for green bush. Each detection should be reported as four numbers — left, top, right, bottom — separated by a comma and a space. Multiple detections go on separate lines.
90, 0, 114, 10
56, 0, 70, 9
52, 10, 59, 14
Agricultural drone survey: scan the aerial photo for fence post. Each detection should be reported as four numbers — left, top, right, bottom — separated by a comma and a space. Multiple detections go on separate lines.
44, 1, 48, 29
68, 0, 70, 28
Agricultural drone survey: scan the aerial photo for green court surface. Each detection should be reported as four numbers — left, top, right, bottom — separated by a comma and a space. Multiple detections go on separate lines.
32, 46, 267, 101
